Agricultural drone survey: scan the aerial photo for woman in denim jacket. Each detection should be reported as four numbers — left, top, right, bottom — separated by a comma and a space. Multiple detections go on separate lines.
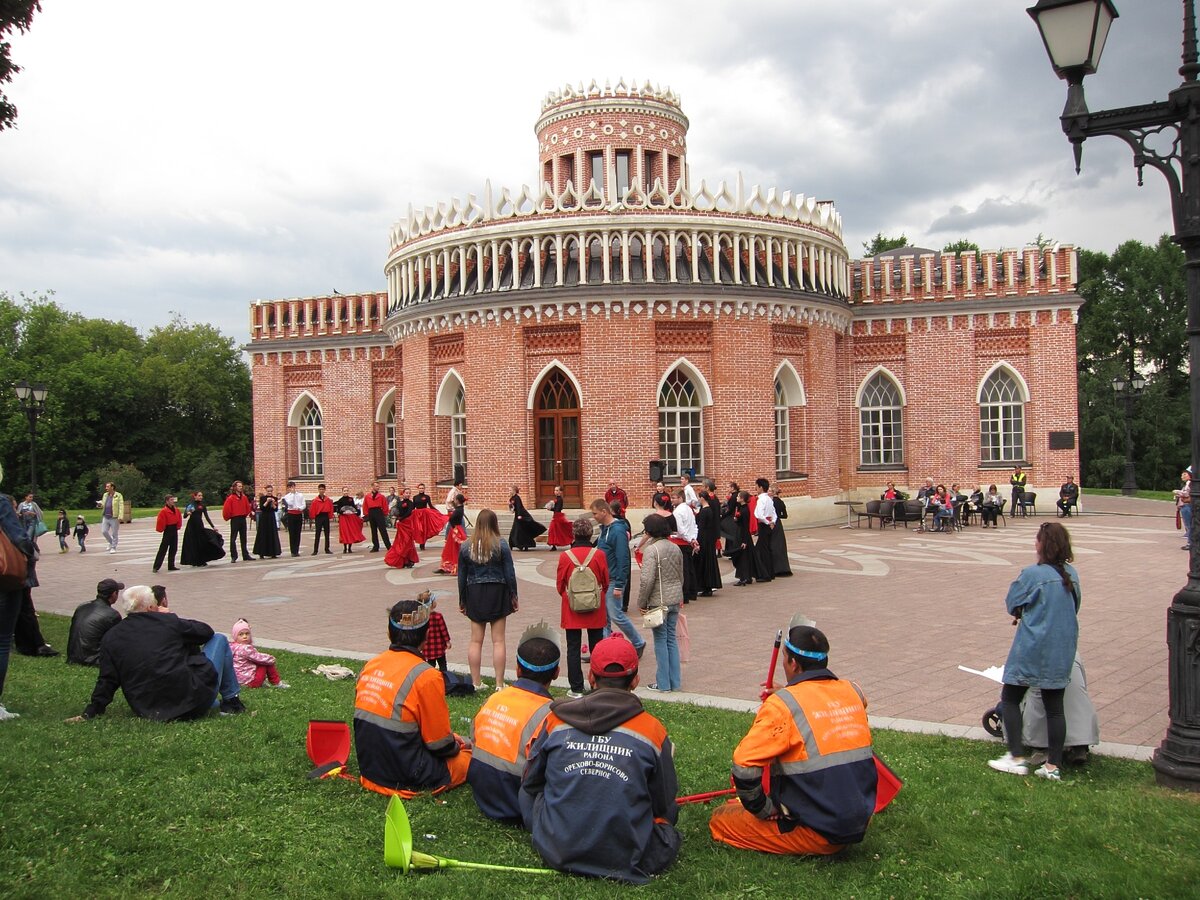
1, 463, 37, 721
457, 508, 518, 690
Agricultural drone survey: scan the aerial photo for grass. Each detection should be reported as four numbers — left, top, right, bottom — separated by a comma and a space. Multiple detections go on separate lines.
2, 616, 1198, 898
1082, 487, 1175, 503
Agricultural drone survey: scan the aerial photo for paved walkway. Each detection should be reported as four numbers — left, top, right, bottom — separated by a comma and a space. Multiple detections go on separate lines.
31, 494, 1181, 755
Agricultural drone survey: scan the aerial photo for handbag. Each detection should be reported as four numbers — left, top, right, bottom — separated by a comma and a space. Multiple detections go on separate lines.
0, 528, 29, 590
642, 543, 668, 629
34, 520, 48, 538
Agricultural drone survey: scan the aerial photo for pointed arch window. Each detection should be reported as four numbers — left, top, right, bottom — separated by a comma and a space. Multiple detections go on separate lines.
451, 385, 467, 473
384, 404, 397, 477
298, 401, 324, 477
859, 373, 903, 466
774, 378, 790, 472
980, 369, 1026, 463
659, 370, 702, 478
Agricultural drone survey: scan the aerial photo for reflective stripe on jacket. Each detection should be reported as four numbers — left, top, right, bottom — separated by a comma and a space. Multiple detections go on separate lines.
732, 670, 876, 844
353, 647, 460, 794
467, 681, 553, 822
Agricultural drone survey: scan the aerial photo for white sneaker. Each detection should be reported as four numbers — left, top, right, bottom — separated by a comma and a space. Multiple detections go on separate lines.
271, 681, 291, 689
0, 704, 20, 721
1034, 764, 1062, 781
108, 548, 116, 554
987, 752, 1029, 776
566, 690, 583, 699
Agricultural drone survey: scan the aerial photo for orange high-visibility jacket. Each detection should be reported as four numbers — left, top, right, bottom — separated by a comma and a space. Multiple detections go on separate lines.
467, 681, 554, 822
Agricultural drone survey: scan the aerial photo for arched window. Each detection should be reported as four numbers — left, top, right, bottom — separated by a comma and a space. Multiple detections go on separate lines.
659, 370, 702, 478
298, 401, 323, 477
774, 378, 790, 472
451, 385, 467, 473
980, 369, 1025, 462
859, 373, 903, 466
384, 404, 397, 477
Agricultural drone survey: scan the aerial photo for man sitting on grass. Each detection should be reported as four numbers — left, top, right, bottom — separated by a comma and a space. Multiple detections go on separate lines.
710, 620, 875, 856
520, 635, 680, 884
467, 622, 559, 824
66, 579, 123, 666
354, 598, 471, 797
68, 585, 245, 722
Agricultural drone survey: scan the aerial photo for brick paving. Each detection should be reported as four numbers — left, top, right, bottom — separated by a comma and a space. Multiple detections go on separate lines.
29, 495, 1181, 751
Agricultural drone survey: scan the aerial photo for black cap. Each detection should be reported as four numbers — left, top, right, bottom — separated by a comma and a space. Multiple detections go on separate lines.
96, 578, 124, 597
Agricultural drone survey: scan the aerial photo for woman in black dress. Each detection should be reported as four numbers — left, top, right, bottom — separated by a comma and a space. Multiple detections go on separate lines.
180, 491, 221, 567
731, 490, 760, 586
720, 481, 741, 552
508, 485, 545, 551
768, 486, 793, 577
252, 485, 281, 559
695, 484, 724, 595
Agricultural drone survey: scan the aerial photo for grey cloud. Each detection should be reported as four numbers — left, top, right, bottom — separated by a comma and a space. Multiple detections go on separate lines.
928, 198, 1045, 234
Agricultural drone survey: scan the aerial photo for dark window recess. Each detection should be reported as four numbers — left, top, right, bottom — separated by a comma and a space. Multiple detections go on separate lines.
1048, 431, 1076, 450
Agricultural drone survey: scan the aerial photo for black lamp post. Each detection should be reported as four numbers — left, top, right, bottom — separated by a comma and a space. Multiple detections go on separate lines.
1028, 0, 1200, 790
1111, 373, 1145, 495
12, 379, 48, 500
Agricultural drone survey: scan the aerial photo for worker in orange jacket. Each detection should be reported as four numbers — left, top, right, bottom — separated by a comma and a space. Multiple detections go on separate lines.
710, 620, 876, 855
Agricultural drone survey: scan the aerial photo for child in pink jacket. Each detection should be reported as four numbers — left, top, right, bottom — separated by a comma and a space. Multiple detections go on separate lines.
230, 618, 289, 688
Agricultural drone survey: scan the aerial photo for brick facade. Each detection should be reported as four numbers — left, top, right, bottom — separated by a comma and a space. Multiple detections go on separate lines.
249, 81, 1082, 520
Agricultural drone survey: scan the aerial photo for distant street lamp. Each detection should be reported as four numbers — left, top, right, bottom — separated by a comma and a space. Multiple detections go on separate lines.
1111, 374, 1146, 495
12, 379, 49, 500
1028, 0, 1200, 790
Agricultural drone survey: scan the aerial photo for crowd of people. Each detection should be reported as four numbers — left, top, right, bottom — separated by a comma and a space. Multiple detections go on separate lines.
881, 469, 1083, 532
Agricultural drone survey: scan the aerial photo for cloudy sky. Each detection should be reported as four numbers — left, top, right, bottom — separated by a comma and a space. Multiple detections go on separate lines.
0, 1, 1183, 344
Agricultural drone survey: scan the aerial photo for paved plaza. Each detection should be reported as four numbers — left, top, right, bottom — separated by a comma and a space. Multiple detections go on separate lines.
31, 495, 1182, 757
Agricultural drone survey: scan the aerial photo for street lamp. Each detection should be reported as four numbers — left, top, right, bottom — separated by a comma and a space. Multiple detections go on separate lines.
1111, 374, 1146, 495
12, 379, 48, 500
1029, 0, 1200, 790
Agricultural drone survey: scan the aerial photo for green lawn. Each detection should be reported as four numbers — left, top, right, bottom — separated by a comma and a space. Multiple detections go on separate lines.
1083, 487, 1176, 502
1, 615, 1197, 898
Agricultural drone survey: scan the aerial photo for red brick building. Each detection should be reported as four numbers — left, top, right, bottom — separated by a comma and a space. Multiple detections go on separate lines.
248, 80, 1082, 521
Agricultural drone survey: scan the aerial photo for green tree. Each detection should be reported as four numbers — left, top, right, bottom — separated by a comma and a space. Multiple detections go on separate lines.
862, 233, 908, 257
1075, 236, 1188, 490
943, 239, 981, 256
93, 461, 150, 514
0, 1, 40, 131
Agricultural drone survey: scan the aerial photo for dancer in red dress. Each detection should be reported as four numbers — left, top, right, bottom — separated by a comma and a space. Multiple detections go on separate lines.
409, 483, 448, 550
435, 496, 468, 575
545, 485, 573, 550
385, 488, 419, 569
334, 488, 365, 553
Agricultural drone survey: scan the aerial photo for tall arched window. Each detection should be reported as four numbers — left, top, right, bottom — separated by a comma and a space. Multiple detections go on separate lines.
980, 369, 1025, 462
774, 378, 790, 473
384, 404, 397, 477
298, 401, 324, 477
659, 370, 702, 478
451, 385, 467, 473
859, 373, 904, 466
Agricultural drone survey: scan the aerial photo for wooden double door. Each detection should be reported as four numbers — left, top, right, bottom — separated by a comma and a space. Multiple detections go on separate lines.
534, 369, 582, 507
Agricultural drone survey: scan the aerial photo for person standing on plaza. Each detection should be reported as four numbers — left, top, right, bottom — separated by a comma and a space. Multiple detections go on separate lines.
334, 486, 365, 553
363, 481, 392, 553
557, 515, 609, 698
681, 472, 700, 513
508, 485, 545, 551
384, 488, 420, 569
222, 481, 255, 563
591, 499, 643, 651
753, 478, 777, 583
99, 482, 124, 553
671, 489, 700, 604
1175, 468, 1193, 550
409, 483, 446, 550
434, 496, 468, 575
280, 481, 306, 558
180, 491, 221, 567
16, 492, 43, 545
153, 494, 182, 574
545, 485, 572, 551
456, 508, 518, 690
308, 484, 333, 555
988, 521, 1081, 782
54, 508, 70, 553
0, 464, 37, 721
73, 515, 89, 552
1010, 465, 1028, 516
768, 486, 793, 577
253, 484, 282, 559
604, 479, 630, 516
695, 483, 723, 596
638, 514, 684, 692
651, 480, 672, 511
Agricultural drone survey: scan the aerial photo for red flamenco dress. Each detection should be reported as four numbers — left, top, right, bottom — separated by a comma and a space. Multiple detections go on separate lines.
408, 493, 449, 547
546, 495, 573, 549
385, 517, 419, 568
437, 506, 467, 575
335, 497, 365, 551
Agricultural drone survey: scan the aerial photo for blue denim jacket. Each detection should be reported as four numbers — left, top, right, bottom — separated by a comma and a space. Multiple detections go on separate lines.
457, 541, 517, 597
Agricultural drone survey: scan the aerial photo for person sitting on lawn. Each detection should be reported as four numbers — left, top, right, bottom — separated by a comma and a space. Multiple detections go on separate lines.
467, 621, 560, 824
520, 635, 681, 884
66, 579, 124, 666
68, 585, 246, 722
710, 619, 876, 856
230, 618, 289, 689
354, 597, 472, 797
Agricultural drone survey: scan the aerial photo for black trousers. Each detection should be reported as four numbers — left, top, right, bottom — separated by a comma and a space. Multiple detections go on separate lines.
565, 627, 606, 692
313, 515, 330, 552
154, 524, 178, 571
229, 516, 250, 561
1002, 683, 1066, 768
285, 514, 303, 556
754, 526, 775, 582
13, 588, 49, 654
368, 511, 391, 550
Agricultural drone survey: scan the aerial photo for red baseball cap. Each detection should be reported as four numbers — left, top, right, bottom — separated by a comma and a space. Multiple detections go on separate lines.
589, 635, 638, 677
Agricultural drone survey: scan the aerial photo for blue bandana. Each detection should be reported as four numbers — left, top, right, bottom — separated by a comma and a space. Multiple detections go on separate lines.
783, 637, 827, 661
517, 653, 560, 673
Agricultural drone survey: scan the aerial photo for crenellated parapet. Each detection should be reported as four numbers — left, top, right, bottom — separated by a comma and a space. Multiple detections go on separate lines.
850, 246, 1078, 305
539, 78, 682, 114
249, 292, 389, 343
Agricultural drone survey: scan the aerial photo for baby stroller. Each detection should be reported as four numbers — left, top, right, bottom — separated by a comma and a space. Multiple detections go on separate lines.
980, 653, 1099, 765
